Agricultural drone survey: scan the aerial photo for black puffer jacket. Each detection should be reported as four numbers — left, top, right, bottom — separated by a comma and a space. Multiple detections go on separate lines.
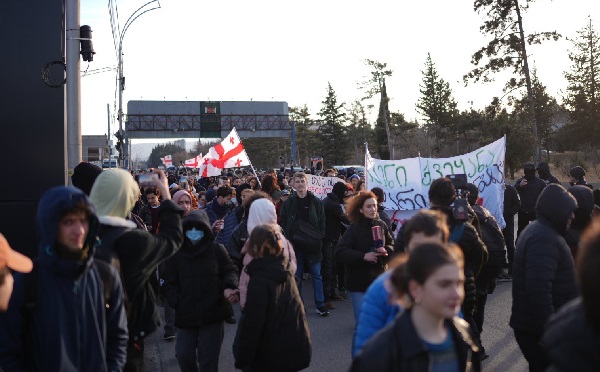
322, 192, 350, 241
334, 216, 394, 292
163, 210, 238, 328
351, 310, 481, 372
510, 184, 579, 334
515, 175, 546, 214
234, 255, 311, 372
542, 298, 600, 372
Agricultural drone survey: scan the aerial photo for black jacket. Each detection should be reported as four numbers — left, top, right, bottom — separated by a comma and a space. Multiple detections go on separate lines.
430, 206, 488, 315
351, 310, 481, 372
322, 192, 350, 241
163, 211, 238, 328
515, 176, 546, 214
542, 298, 600, 372
234, 255, 311, 372
225, 218, 248, 270
510, 184, 579, 334
279, 192, 326, 262
503, 184, 520, 222
98, 199, 184, 339
334, 216, 394, 292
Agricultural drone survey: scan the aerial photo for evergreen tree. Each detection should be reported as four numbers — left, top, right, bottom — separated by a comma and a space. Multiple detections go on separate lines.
564, 19, 600, 148
359, 60, 393, 159
290, 105, 320, 167
318, 83, 349, 166
147, 142, 186, 167
464, 0, 560, 162
416, 53, 458, 155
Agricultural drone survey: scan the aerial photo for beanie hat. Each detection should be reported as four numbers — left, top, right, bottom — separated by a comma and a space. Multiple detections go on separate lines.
332, 182, 348, 202
569, 166, 586, 180
349, 174, 360, 182
71, 162, 102, 195
172, 190, 191, 205
89, 168, 139, 218
247, 199, 277, 235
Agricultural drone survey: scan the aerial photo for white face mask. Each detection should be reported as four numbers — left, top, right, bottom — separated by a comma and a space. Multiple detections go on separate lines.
185, 227, 204, 244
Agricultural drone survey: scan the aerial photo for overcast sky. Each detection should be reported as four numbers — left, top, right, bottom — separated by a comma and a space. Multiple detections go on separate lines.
81, 0, 600, 143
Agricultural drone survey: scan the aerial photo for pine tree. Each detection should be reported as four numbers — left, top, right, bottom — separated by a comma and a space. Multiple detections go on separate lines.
318, 83, 349, 166
416, 53, 458, 155
564, 19, 600, 148
290, 105, 320, 167
465, 0, 560, 162
359, 60, 393, 159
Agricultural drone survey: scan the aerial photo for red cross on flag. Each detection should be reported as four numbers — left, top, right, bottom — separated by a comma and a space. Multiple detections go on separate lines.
160, 155, 173, 167
198, 128, 251, 177
184, 154, 203, 168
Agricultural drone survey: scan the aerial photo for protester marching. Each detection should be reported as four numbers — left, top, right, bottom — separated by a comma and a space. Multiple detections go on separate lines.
2, 130, 600, 372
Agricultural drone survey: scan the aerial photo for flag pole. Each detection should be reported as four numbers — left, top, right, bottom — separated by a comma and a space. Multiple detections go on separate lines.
364, 142, 369, 190
248, 159, 262, 188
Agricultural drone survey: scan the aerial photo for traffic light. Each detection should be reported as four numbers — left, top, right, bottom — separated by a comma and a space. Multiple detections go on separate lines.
114, 132, 123, 155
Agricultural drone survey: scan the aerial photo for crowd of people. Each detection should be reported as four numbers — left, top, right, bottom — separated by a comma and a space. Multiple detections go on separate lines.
0, 160, 599, 371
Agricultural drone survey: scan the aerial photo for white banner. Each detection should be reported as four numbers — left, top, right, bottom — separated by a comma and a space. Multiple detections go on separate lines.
366, 137, 506, 229
306, 174, 345, 200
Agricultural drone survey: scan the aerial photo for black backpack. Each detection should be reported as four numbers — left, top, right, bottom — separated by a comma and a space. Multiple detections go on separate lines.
473, 210, 507, 267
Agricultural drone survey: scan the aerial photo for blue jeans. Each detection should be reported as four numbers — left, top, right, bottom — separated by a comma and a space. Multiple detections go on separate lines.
349, 291, 365, 322
295, 250, 325, 309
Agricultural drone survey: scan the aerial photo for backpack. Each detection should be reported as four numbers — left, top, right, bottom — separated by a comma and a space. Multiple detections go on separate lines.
96, 225, 133, 314
474, 210, 507, 267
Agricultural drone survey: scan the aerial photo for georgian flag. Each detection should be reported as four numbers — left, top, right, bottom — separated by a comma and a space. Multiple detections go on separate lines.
198, 128, 251, 177
184, 154, 203, 168
160, 155, 173, 167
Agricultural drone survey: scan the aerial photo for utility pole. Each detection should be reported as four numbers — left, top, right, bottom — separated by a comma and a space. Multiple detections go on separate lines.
66, 0, 82, 182
117, 0, 161, 170
107, 103, 112, 168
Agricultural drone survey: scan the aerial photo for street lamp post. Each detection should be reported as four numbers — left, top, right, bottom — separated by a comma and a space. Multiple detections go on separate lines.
117, 0, 160, 169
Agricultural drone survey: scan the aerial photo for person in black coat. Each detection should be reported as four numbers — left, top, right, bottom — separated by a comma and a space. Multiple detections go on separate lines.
536, 162, 560, 185
163, 210, 239, 372
335, 191, 394, 322
503, 183, 520, 275
322, 182, 350, 304
426, 178, 487, 342
569, 166, 593, 189
564, 185, 594, 258
234, 224, 311, 372
515, 163, 547, 237
351, 243, 480, 372
542, 218, 600, 371
510, 184, 579, 372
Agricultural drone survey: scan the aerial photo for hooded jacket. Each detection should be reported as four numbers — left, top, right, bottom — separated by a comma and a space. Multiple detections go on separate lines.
0, 187, 128, 372
515, 172, 546, 214
542, 298, 600, 372
238, 199, 297, 308
510, 184, 579, 334
233, 254, 311, 372
90, 169, 184, 339
162, 210, 238, 328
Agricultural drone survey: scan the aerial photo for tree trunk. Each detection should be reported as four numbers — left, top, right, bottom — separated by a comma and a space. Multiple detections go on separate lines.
515, 0, 540, 163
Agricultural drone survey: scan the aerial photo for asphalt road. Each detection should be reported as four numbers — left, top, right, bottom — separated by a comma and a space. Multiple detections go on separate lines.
144, 277, 527, 371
